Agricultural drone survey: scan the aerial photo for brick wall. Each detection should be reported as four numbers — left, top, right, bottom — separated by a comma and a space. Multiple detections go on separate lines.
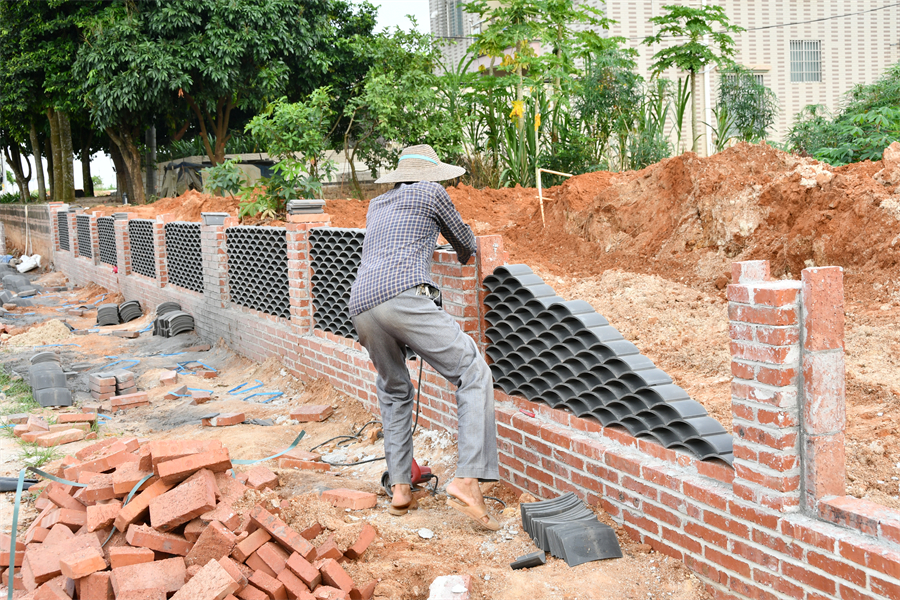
48, 209, 900, 600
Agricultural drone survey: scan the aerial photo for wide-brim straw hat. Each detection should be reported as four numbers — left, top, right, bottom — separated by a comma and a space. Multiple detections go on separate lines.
375, 144, 466, 184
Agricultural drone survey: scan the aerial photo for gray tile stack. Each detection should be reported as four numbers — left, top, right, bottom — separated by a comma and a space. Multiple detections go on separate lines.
29, 352, 72, 407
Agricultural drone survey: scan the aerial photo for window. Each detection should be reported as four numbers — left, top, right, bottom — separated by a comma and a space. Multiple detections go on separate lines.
790, 40, 822, 82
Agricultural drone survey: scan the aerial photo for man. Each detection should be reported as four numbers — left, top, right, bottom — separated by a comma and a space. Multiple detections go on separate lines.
349, 144, 500, 531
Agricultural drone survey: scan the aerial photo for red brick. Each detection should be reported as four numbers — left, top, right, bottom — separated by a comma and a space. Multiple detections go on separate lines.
24, 532, 103, 585
160, 371, 178, 385
289, 405, 333, 422
246, 551, 279, 578
58, 413, 97, 424
45, 482, 85, 512
218, 556, 248, 588
801, 266, 844, 352
255, 542, 289, 575
111, 392, 149, 409
110, 556, 186, 595
42, 507, 87, 531
730, 341, 797, 364
112, 461, 155, 495
170, 557, 241, 600
85, 499, 122, 532
59, 545, 107, 579
320, 489, 376, 511
349, 580, 376, 600
728, 304, 797, 326
782, 562, 836, 595
36, 428, 86, 447
233, 529, 272, 563
244, 466, 279, 491
158, 448, 232, 484
114, 478, 174, 532
77, 572, 112, 600
313, 586, 349, 599
150, 468, 218, 531
250, 506, 315, 559
731, 360, 755, 380
317, 558, 353, 593
755, 325, 799, 346
704, 546, 751, 578
33, 574, 74, 599
278, 568, 315, 599
286, 552, 321, 589
807, 550, 866, 587
109, 546, 155, 569
871, 576, 900, 599
126, 523, 194, 556
316, 536, 342, 561
83, 473, 117, 502
803, 434, 846, 511
237, 584, 270, 600
148, 439, 224, 467
249, 570, 287, 599
343, 524, 376, 560
202, 413, 245, 427
186, 521, 238, 567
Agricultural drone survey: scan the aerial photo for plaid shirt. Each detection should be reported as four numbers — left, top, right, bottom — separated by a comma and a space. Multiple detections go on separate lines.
349, 181, 476, 316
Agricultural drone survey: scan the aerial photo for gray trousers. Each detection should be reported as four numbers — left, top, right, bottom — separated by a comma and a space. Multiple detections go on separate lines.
352, 287, 499, 486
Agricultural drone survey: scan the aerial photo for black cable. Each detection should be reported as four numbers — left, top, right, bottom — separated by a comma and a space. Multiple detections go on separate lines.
484, 495, 507, 509
310, 435, 360, 452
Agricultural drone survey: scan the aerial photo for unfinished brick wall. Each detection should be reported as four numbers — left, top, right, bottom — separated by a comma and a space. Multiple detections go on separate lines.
48, 212, 900, 600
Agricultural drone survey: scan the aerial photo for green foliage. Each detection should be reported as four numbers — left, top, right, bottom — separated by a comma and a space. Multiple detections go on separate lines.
0, 190, 40, 204
202, 159, 245, 198
91, 175, 104, 189
788, 63, 900, 165
643, 5, 743, 76
19, 442, 60, 468
0, 369, 39, 416
671, 77, 692, 154
705, 102, 736, 153
718, 65, 778, 142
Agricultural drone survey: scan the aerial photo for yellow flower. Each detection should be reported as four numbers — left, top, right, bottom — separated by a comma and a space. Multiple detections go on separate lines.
534, 113, 541, 131
509, 100, 524, 121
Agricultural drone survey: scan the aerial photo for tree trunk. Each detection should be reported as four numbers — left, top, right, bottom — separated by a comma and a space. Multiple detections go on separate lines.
145, 125, 156, 198
29, 121, 47, 202
108, 139, 128, 201
58, 110, 76, 202
4, 144, 32, 202
82, 131, 94, 197
690, 69, 698, 154
46, 140, 55, 198
106, 125, 145, 205
47, 108, 63, 201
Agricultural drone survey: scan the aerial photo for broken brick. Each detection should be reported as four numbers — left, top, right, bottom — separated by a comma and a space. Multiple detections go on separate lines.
24, 532, 103, 585
114, 479, 174, 532
85, 500, 122, 532
185, 521, 237, 567
27, 415, 50, 431
109, 546, 155, 569
244, 466, 278, 491
320, 489, 376, 511
278, 568, 315, 600
112, 461, 155, 495
218, 556, 248, 588
255, 541, 289, 575
289, 405, 333, 422
45, 482, 86, 512
249, 506, 314, 559
59, 545, 107, 579
110, 556, 186, 595
159, 371, 179, 386
83, 473, 117, 502
171, 558, 241, 600
313, 586, 349, 600
150, 468, 218, 531
77, 572, 112, 600
125, 523, 194, 556
276, 449, 321, 469
233, 528, 271, 563
317, 558, 354, 593
315, 536, 342, 561
190, 390, 213, 404
184, 518, 206, 543
43, 507, 87, 531
344, 525, 376, 560
33, 574, 75, 599
157, 448, 232, 484
349, 580, 376, 600
300, 524, 324, 541
236, 584, 269, 600
165, 385, 189, 400
202, 413, 245, 427
35, 428, 86, 447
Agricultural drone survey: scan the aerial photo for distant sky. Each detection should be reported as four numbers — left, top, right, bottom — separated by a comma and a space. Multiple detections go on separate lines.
363, 0, 430, 33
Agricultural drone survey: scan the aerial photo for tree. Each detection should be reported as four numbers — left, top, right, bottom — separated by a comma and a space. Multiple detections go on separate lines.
643, 4, 743, 153
717, 65, 778, 143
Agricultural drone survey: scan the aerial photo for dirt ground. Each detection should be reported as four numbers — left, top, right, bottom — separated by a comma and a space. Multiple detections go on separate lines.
0, 286, 708, 600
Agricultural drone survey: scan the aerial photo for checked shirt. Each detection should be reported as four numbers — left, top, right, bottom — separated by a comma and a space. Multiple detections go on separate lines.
349, 181, 476, 316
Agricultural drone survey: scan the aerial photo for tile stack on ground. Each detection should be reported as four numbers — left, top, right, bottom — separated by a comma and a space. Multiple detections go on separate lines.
3, 436, 379, 600
28, 352, 73, 408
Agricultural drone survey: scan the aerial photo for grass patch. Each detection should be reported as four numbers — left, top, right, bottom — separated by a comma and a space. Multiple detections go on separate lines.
18, 442, 60, 468
0, 367, 39, 417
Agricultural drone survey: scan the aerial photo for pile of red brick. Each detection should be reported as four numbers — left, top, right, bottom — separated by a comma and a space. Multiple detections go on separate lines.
9, 414, 98, 447
3, 436, 379, 600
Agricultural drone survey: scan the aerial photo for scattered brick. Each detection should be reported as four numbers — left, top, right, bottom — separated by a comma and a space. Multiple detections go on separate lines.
5, 413, 29, 424
86, 499, 122, 532
344, 525, 376, 560
349, 580, 376, 600
278, 568, 316, 600
43, 507, 87, 531
114, 479, 174, 532
250, 505, 315, 559
59, 545, 108, 579
286, 552, 321, 590
110, 556, 186, 595
245, 466, 279, 491
315, 537, 342, 561
33, 574, 74, 599
249, 569, 287, 599
186, 521, 238, 567
199, 370, 218, 379
171, 558, 241, 600
112, 461, 155, 495
255, 541, 289, 575
233, 528, 272, 563
165, 385, 189, 400
27, 415, 50, 431
35, 428, 86, 447
77, 571, 112, 600
113, 330, 139, 338
111, 392, 150, 410
218, 556, 248, 588
289, 405, 333, 422
300, 524, 324, 541
184, 518, 206, 542
118, 590, 166, 600
320, 489, 376, 511
24, 532, 103, 585
317, 558, 353, 593
57, 412, 97, 424
190, 390, 213, 404
150, 468, 218, 531
126, 523, 194, 556
157, 448, 232, 484
236, 584, 269, 600
159, 370, 178, 385
313, 586, 349, 599
83, 473, 117, 502
203, 413, 245, 427
45, 482, 86, 512
277, 449, 322, 469
109, 546, 155, 569
246, 551, 278, 579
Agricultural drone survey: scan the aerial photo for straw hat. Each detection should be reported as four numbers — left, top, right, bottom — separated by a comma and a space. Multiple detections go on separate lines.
375, 144, 466, 184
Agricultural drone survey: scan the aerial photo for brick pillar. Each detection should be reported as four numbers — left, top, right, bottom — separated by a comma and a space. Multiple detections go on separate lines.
201, 218, 232, 308
728, 260, 802, 513
431, 248, 479, 341
113, 213, 137, 276
286, 213, 331, 333
800, 266, 846, 513
68, 212, 79, 257
89, 212, 101, 265
474, 235, 508, 353
155, 214, 175, 287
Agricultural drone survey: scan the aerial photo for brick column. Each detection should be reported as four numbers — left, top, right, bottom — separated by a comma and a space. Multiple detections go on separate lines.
728, 260, 802, 513
800, 266, 846, 513
201, 218, 232, 308
474, 235, 508, 354
431, 249, 479, 341
113, 213, 137, 276
68, 211, 79, 257
88, 212, 101, 265
286, 213, 331, 333
155, 214, 175, 287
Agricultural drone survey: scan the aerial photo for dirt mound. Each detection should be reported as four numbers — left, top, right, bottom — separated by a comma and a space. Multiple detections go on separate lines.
92, 189, 241, 222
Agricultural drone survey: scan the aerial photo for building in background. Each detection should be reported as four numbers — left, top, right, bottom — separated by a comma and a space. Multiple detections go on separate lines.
432, 0, 900, 156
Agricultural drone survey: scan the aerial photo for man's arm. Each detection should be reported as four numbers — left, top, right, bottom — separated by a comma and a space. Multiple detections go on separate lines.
433, 186, 477, 264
